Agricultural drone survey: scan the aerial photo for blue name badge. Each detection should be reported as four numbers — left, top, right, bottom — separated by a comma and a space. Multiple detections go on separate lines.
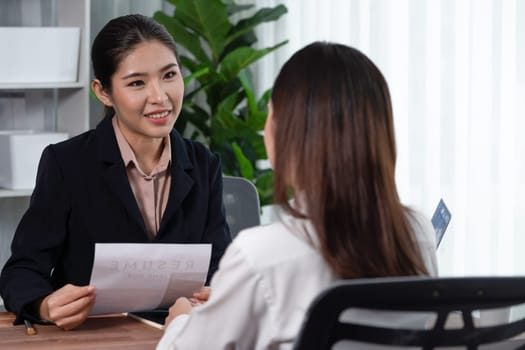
431, 199, 451, 248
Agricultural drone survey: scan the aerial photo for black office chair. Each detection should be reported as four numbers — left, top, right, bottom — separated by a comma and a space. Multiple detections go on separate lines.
293, 276, 525, 350
222, 175, 261, 238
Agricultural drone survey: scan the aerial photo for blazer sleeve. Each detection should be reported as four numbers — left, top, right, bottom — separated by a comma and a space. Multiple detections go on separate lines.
156, 242, 274, 350
0, 145, 70, 324
201, 151, 231, 282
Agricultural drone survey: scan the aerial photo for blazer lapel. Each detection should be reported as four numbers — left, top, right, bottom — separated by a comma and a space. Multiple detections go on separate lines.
158, 130, 194, 234
95, 117, 147, 235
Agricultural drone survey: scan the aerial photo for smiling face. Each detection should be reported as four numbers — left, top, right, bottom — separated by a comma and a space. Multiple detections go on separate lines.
93, 40, 184, 146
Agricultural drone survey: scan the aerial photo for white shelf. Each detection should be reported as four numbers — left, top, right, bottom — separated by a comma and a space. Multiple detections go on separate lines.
0, 0, 90, 195
0, 82, 86, 90
0, 188, 32, 198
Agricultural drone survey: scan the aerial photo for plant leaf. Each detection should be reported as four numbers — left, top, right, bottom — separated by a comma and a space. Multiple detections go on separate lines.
159, 0, 288, 207
255, 169, 274, 206
183, 66, 209, 85
172, 0, 232, 62
226, 3, 254, 16
232, 142, 254, 180
153, 11, 211, 65
180, 105, 211, 139
220, 41, 287, 80
225, 5, 288, 47
238, 71, 257, 115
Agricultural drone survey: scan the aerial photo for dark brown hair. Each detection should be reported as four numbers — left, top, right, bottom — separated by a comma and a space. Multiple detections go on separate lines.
270, 42, 428, 278
91, 14, 180, 118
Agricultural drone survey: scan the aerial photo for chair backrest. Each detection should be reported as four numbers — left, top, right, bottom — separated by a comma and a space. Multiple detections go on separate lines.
222, 175, 261, 238
293, 276, 525, 350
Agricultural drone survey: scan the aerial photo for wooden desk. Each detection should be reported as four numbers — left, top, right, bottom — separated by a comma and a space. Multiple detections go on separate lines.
0, 312, 163, 350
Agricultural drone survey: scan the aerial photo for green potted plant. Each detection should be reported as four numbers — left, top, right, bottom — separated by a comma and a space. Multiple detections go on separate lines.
154, 0, 287, 206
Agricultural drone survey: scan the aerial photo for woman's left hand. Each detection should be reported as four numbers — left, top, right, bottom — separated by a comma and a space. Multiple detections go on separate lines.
165, 297, 192, 326
189, 286, 211, 305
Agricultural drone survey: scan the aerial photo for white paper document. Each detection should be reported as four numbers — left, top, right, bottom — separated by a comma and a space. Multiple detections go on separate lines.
89, 243, 211, 315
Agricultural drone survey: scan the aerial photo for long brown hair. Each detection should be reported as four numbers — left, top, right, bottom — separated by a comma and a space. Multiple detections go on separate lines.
270, 42, 428, 278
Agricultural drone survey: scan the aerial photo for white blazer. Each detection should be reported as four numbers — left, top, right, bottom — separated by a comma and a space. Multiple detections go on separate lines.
157, 209, 438, 350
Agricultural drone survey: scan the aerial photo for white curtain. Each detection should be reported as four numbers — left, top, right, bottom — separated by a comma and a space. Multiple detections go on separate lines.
240, 0, 525, 277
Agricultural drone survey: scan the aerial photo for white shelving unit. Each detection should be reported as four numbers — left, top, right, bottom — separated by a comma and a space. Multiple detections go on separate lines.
0, 82, 86, 89
0, 0, 91, 302
0, 0, 91, 188
0, 189, 33, 198
0, 0, 90, 134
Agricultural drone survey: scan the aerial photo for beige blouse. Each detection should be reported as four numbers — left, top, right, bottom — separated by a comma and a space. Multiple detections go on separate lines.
112, 117, 171, 239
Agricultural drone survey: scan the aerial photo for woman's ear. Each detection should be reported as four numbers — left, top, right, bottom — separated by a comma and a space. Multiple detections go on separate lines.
91, 79, 113, 107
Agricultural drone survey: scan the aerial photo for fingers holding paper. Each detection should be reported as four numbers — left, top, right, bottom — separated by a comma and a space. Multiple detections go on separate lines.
165, 297, 192, 326
164, 287, 211, 327
38, 284, 96, 330
190, 286, 211, 304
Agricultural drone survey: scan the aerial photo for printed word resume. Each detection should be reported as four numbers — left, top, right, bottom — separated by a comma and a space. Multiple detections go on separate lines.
89, 243, 211, 315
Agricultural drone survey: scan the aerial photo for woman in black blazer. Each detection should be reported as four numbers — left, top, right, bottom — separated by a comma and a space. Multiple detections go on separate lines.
0, 14, 231, 330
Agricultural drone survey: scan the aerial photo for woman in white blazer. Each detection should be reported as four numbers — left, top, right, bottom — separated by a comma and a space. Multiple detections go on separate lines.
157, 42, 438, 350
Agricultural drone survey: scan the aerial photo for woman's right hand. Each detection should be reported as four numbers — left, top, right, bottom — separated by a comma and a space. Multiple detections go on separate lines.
164, 297, 193, 326
38, 284, 96, 330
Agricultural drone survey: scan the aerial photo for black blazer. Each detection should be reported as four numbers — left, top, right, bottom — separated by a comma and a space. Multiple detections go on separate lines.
0, 116, 231, 323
